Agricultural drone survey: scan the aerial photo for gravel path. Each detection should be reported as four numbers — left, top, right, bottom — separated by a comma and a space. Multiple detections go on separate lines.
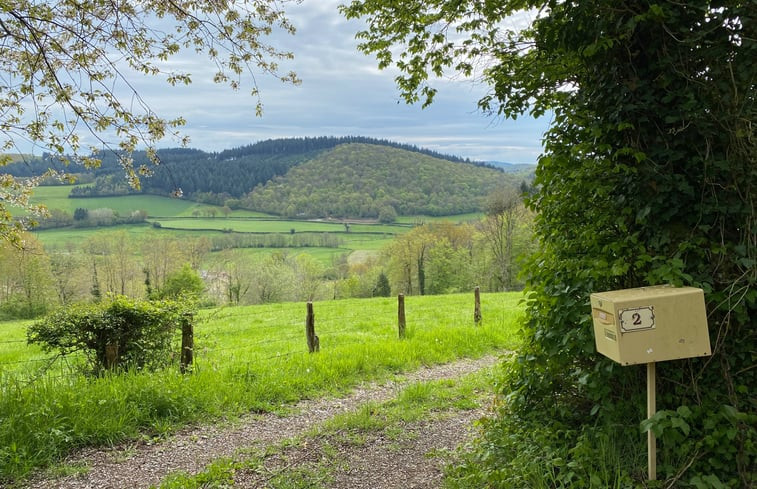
233, 406, 487, 489
24, 354, 501, 489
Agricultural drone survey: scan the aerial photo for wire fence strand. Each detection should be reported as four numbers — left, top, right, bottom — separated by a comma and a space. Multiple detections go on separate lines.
2, 292, 500, 383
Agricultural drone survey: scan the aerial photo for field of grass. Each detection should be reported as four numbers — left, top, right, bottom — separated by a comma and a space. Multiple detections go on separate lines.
25, 189, 486, 263
152, 218, 408, 235
0, 320, 46, 368
32, 223, 157, 248
0, 292, 523, 483
205, 246, 350, 266
30, 186, 198, 216
396, 212, 483, 224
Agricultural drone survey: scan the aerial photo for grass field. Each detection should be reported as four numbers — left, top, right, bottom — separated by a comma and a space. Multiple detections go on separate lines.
25, 187, 481, 262
153, 218, 408, 235
0, 292, 523, 483
205, 246, 350, 265
396, 212, 483, 224
30, 186, 198, 216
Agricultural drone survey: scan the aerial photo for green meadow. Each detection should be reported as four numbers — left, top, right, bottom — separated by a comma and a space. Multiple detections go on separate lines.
396, 212, 483, 224
30, 186, 198, 216
152, 217, 408, 234
25, 187, 442, 258
205, 246, 351, 265
0, 292, 523, 482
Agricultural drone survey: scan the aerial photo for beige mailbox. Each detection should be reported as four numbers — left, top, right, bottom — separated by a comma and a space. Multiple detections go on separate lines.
590, 285, 711, 365
590, 285, 711, 482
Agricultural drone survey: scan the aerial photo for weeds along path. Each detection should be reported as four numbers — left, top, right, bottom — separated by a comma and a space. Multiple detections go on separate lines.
233, 398, 488, 489
24, 354, 503, 489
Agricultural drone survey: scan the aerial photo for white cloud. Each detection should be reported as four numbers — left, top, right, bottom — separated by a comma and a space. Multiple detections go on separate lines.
12, 1, 550, 164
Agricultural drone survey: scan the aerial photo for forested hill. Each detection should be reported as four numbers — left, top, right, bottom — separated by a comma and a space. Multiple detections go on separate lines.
2, 137, 508, 205
240, 143, 518, 218
215, 136, 490, 167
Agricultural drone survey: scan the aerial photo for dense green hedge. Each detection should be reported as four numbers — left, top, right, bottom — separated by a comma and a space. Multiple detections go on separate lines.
342, 0, 755, 486
28, 296, 192, 374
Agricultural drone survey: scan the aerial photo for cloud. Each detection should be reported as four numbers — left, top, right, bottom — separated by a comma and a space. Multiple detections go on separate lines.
13, 1, 550, 164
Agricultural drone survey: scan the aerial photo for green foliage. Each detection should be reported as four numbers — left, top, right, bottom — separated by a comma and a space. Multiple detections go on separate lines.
372, 271, 391, 297
0, 234, 56, 319
446, 407, 641, 489
377, 204, 398, 223
27, 296, 191, 374
154, 264, 205, 300
345, 0, 755, 486
244, 143, 517, 218
73, 207, 88, 220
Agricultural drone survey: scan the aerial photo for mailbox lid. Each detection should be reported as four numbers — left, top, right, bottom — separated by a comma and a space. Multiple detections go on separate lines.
591, 285, 700, 305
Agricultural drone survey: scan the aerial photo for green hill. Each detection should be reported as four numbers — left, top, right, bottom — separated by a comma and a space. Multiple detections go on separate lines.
3, 137, 529, 218
241, 143, 517, 218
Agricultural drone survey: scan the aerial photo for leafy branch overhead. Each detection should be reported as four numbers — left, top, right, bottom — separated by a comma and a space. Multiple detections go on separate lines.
0, 0, 301, 242
340, 0, 556, 117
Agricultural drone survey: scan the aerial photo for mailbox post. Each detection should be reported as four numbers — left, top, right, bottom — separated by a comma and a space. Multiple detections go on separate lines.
590, 285, 711, 481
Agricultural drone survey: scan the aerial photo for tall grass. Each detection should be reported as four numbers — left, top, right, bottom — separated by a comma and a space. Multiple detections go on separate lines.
0, 292, 523, 483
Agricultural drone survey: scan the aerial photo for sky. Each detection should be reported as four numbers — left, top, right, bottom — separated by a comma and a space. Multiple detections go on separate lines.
32, 1, 550, 165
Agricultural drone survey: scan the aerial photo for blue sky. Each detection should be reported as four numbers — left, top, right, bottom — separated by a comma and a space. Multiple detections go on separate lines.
34, 1, 550, 165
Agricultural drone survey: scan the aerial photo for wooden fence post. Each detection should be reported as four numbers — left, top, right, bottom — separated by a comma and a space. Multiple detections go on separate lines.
306, 301, 320, 353
474, 286, 482, 325
105, 343, 118, 370
180, 313, 194, 374
398, 293, 406, 339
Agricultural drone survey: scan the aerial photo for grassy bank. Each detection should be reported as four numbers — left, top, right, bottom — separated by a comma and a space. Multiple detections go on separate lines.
0, 292, 523, 483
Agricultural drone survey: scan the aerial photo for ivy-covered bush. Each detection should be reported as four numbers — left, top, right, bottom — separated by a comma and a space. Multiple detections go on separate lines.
28, 296, 192, 374
490, 2, 756, 487
342, 0, 755, 487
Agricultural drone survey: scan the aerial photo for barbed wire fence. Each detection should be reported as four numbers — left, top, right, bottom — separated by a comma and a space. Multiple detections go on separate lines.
0, 289, 497, 384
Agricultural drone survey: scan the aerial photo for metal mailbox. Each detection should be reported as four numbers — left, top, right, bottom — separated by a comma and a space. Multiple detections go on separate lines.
590, 285, 711, 365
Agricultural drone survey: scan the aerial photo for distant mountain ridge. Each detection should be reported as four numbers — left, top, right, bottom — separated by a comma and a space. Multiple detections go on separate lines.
485, 161, 537, 173
3, 137, 532, 218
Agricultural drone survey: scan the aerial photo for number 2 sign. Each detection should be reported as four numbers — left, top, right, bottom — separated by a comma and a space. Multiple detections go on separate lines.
619, 306, 655, 332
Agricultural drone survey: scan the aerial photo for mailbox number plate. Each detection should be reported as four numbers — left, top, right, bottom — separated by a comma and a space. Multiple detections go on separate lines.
619, 306, 655, 332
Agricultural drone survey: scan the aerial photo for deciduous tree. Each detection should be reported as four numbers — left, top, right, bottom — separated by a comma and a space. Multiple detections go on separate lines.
477, 187, 530, 291
0, 233, 55, 318
0, 0, 301, 243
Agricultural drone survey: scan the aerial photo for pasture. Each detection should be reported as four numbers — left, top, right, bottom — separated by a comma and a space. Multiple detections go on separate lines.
30, 186, 198, 216
0, 292, 523, 482
152, 217, 408, 234
27, 187, 430, 259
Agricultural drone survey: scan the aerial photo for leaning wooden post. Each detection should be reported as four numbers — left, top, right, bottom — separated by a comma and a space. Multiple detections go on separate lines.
398, 293, 406, 339
180, 312, 194, 374
306, 301, 319, 353
474, 286, 482, 325
105, 343, 119, 370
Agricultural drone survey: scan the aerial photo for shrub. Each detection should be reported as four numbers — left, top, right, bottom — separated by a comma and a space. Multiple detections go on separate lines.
27, 296, 192, 374
372, 271, 391, 297
154, 263, 205, 300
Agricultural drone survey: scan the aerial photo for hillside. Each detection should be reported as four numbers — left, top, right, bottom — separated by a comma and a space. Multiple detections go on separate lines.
3, 137, 529, 217
2, 137, 504, 203
241, 143, 517, 218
